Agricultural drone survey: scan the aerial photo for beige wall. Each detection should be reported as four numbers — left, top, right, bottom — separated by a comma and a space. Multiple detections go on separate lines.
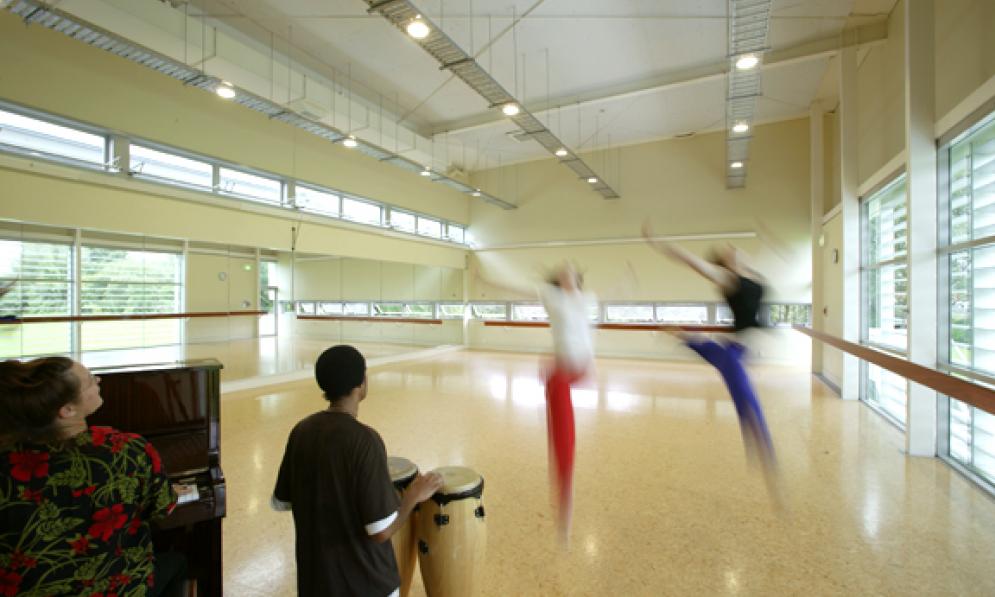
466, 118, 813, 364
470, 119, 812, 303
0, 11, 467, 270
935, 0, 995, 123
856, 0, 906, 186
0, 13, 467, 224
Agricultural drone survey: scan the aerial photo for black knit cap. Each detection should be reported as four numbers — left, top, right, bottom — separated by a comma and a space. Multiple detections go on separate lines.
315, 345, 366, 401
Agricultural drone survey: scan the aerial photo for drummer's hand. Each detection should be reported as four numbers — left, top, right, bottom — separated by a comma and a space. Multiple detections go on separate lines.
408, 472, 444, 503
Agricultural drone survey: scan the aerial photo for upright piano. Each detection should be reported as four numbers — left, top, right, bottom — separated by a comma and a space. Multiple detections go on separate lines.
88, 359, 225, 597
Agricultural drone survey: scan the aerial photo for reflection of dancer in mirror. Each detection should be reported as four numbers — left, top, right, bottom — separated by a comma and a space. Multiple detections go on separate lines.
642, 221, 782, 507
476, 262, 598, 544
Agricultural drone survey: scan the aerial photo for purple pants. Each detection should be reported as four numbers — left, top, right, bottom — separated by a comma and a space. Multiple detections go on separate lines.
685, 338, 776, 465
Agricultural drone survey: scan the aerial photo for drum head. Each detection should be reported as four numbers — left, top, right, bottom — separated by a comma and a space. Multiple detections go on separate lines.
432, 466, 483, 496
388, 456, 418, 485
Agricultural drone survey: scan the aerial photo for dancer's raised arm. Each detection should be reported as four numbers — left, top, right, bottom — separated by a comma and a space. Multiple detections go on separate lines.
642, 220, 737, 292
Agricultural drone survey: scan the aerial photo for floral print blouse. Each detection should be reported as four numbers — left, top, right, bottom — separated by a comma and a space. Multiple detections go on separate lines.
0, 426, 176, 597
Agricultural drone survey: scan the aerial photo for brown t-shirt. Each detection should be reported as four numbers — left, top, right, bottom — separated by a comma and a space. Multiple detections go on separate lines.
274, 411, 400, 597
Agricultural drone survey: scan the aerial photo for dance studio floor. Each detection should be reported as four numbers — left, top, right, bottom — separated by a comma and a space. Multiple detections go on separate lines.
218, 349, 995, 596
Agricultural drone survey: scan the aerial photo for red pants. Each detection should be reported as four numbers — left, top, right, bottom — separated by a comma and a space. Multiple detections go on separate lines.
545, 365, 584, 537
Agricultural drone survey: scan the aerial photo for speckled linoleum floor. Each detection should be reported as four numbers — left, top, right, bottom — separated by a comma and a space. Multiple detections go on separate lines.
218, 349, 995, 596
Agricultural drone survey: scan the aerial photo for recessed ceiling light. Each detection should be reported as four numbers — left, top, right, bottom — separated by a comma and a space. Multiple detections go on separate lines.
735, 54, 759, 70
406, 17, 430, 39
730, 161, 744, 169
501, 103, 520, 116
555, 148, 568, 157
471, 190, 481, 197
420, 168, 432, 177
342, 136, 358, 148
732, 122, 750, 134
587, 177, 598, 184
215, 83, 236, 99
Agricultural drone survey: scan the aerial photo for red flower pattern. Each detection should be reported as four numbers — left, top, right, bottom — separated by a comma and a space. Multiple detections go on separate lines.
88, 504, 127, 541
69, 535, 90, 555
144, 442, 162, 474
19, 487, 43, 504
72, 485, 97, 498
9, 451, 49, 482
3, 427, 174, 595
90, 426, 112, 446
0, 569, 22, 597
8, 552, 36, 570
108, 574, 130, 590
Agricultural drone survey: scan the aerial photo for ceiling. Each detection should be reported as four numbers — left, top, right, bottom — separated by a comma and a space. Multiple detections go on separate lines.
38, 0, 897, 184
178, 0, 895, 170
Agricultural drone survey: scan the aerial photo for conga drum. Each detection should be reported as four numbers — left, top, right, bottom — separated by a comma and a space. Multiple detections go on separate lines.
388, 456, 419, 597
415, 466, 486, 597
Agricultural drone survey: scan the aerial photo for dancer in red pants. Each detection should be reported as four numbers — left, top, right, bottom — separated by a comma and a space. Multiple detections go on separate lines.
538, 264, 597, 542
476, 262, 597, 543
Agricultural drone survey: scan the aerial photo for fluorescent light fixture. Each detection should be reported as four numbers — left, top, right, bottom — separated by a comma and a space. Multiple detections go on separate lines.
406, 16, 430, 39
555, 148, 568, 157
732, 122, 750, 134
730, 161, 744, 169
587, 177, 598, 184
420, 168, 432, 177
342, 136, 358, 148
215, 83, 236, 99
501, 103, 520, 116
735, 54, 759, 70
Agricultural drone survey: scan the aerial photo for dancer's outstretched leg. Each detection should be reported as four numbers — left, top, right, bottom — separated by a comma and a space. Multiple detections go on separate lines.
545, 366, 582, 544
684, 337, 782, 508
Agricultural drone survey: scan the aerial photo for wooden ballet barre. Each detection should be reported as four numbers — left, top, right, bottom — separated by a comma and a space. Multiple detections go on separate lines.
793, 325, 995, 415
2, 311, 267, 324
297, 315, 443, 324
482, 321, 736, 333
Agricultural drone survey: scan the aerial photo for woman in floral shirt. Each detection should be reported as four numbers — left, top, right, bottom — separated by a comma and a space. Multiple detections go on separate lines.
0, 357, 177, 597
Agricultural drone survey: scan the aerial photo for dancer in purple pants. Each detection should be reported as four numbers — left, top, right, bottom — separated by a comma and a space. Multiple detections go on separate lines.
643, 221, 780, 504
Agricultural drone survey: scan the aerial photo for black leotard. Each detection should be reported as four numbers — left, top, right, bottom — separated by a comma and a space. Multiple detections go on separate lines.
724, 275, 764, 331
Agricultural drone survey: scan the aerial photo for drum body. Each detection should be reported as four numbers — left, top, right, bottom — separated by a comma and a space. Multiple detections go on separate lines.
415, 466, 487, 597
388, 456, 419, 597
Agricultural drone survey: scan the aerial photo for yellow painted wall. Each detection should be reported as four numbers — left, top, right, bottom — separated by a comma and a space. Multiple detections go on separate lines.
466, 119, 812, 363
0, 12, 467, 224
469, 119, 812, 303
856, 0, 906, 186
0, 11, 467, 271
935, 0, 995, 123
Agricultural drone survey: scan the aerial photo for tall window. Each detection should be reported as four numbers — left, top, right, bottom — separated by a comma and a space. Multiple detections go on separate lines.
861, 174, 909, 426
941, 110, 995, 483
79, 246, 182, 350
0, 239, 73, 357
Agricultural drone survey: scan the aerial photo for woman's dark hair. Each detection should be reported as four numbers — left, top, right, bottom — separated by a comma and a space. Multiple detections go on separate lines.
315, 345, 366, 402
0, 357, 80, 446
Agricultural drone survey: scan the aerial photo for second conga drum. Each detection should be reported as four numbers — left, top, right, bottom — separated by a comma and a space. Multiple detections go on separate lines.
415, 466, 487, 597
388, 456, 419, 597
